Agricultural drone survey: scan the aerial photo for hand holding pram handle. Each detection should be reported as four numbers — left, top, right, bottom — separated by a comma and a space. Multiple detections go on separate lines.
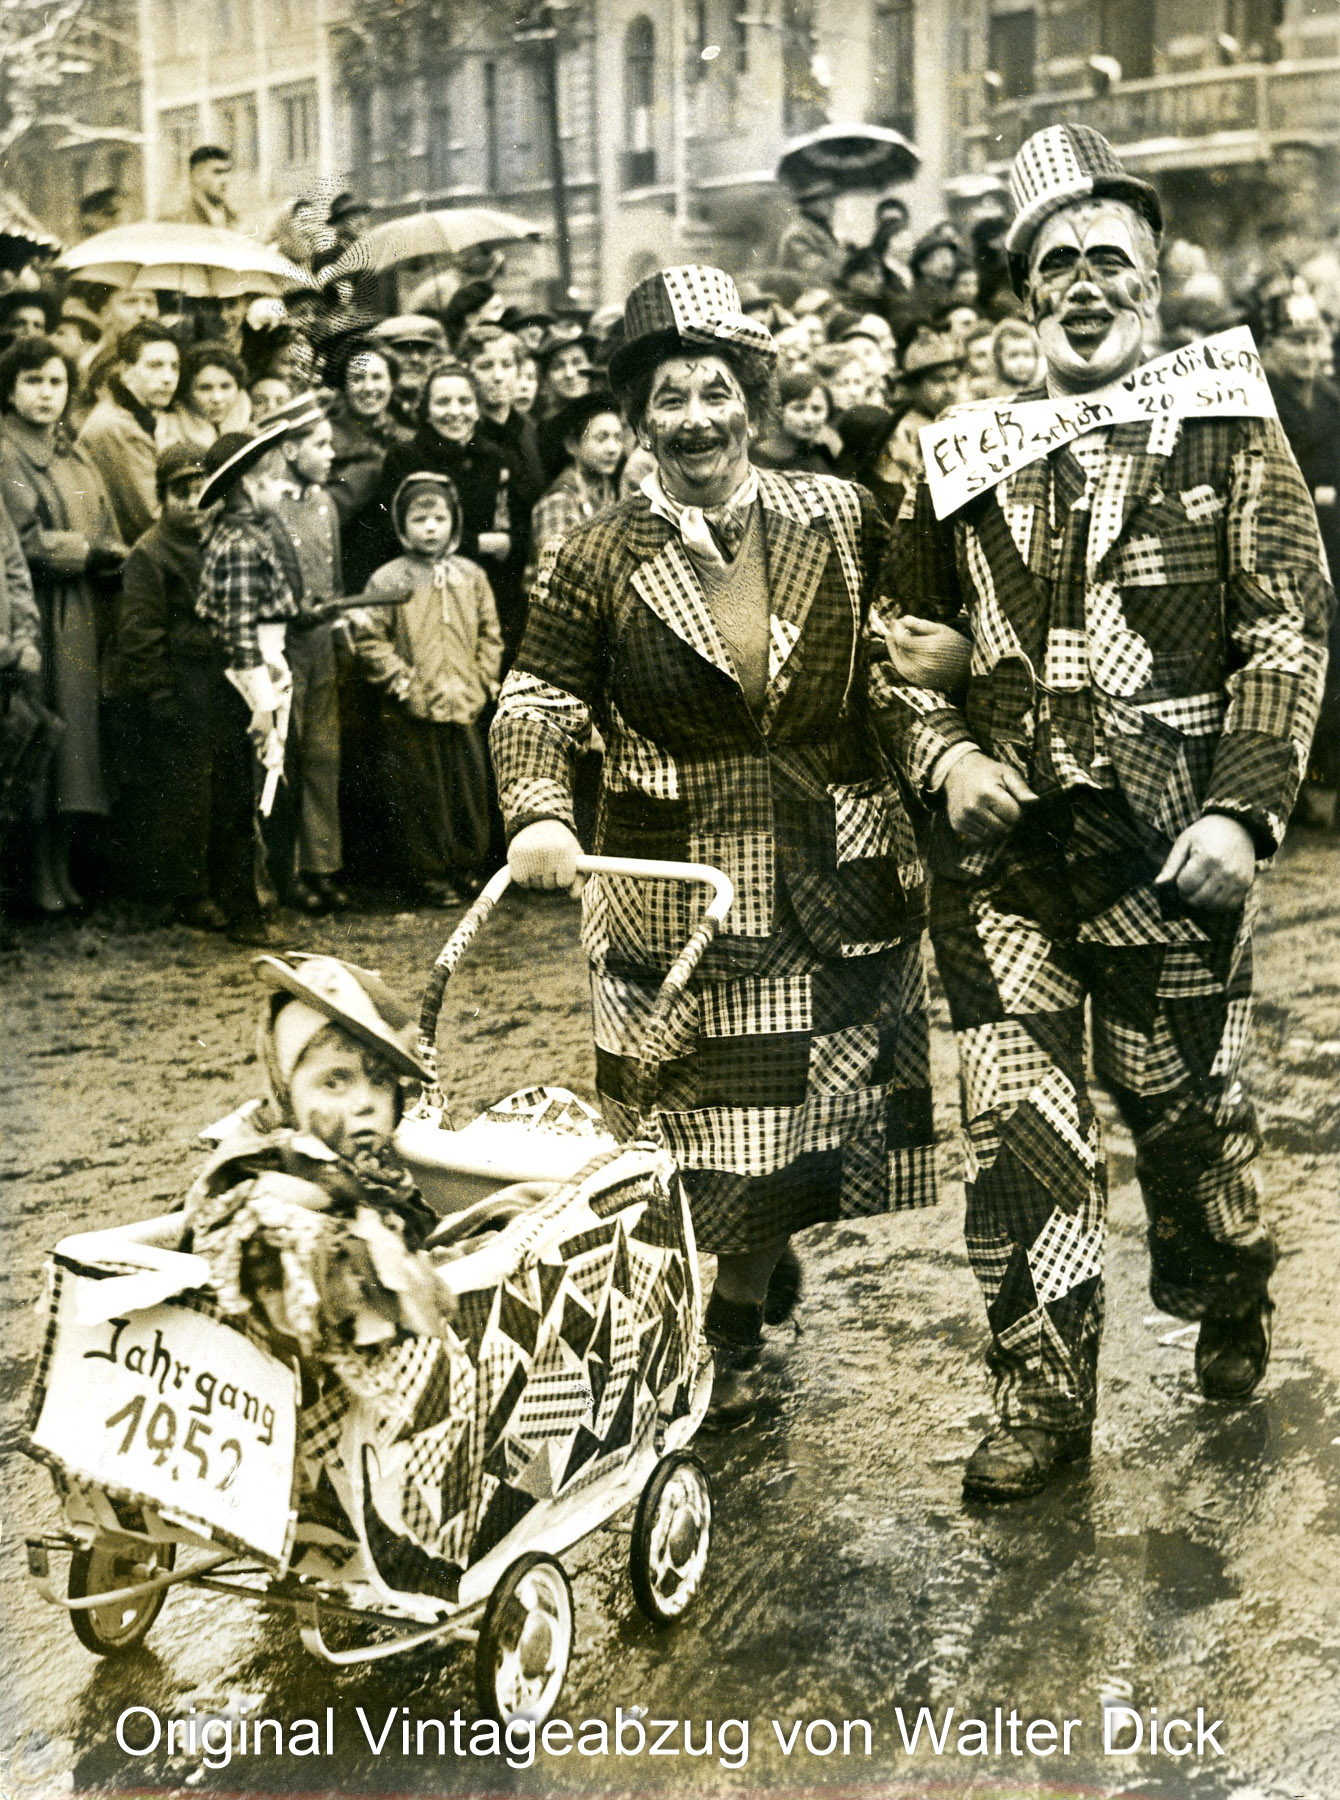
414, 856, 735, 1127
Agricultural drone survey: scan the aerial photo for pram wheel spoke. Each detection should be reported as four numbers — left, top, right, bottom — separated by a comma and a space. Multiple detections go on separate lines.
68, 1536, 176, 1655
630, 1452, 713, 1624
474, 1553, 573, 1725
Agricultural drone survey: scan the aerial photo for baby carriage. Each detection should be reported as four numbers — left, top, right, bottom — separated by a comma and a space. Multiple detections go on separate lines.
23, 856, 733, 1723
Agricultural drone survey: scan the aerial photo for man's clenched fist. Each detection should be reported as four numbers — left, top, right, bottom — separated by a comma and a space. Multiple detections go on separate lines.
943, 750, 1037, 843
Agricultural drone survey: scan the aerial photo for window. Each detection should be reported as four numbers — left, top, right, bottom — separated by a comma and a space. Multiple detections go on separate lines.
730, 3, 749, 74
214, 94, 259, 175
388, 89, 418, 197
213, 0, 236, 46
275, 82, 318, 169
781, 0, 827, 134
988, 6, 1036, 100
349, 87, 374, 193
871, 0, 914, 137
1100, 0, 1153, 80
623, 16, 656, 187
483, 61, 500, 194
159, 105, 201, 190
1228, 0, 1283, 61
427, 77, 454, 194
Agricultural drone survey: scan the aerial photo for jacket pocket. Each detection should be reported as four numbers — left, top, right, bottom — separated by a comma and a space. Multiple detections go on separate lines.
1099, 693, 1220, 843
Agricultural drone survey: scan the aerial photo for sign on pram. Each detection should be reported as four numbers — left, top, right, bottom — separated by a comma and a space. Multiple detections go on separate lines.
27, 1265, 299, 1567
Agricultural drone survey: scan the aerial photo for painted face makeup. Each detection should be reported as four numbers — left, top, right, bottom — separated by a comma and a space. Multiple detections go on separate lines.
288, 1033, 397, 1158
643, 354, 752, 506
1026, 200, 1159, 393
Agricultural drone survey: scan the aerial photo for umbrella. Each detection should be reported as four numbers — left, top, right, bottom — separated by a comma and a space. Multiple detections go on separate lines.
777, 125, 920, 193
0, 189, 59, 273
328, 206, 541, 279
57, 222, 309, 297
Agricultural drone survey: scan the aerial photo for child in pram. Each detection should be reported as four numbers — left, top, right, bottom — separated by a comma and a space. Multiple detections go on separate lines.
183, 952, 452, 1372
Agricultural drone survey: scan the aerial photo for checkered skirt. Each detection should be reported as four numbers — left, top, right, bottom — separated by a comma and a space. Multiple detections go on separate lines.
592, 891, 937, 1252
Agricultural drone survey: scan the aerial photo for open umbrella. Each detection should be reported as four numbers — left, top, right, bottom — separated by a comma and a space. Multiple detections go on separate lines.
328, 206, 542, 279
0, 189, 59, 273
777, 125, 920, 193
57, 222, 309, 297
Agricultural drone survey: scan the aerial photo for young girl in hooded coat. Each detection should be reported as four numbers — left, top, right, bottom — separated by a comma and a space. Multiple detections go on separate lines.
350, 472, 503, 906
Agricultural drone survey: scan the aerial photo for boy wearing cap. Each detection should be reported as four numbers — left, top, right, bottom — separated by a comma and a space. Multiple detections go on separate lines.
104, 443, 251, 928
873, 125, 1333, 1499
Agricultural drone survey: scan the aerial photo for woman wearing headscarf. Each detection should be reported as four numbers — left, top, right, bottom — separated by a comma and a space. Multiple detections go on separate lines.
491, 266, 947, 1423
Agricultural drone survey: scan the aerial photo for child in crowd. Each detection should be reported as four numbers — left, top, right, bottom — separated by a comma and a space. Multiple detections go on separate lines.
270, 402, 350, 913
751, 368, 837, 472
248, 373, 294, 424
351, 473, 502, 908
810, 341, 875, 416
184, 952, 446, 1374
992, 318, 1042, 394
194, 423, 309, 944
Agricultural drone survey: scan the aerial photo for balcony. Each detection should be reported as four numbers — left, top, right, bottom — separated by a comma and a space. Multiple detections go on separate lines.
961, 56, 1340, 172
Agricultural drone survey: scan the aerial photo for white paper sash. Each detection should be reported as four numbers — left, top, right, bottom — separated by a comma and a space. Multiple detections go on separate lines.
920, 327, 1277, 520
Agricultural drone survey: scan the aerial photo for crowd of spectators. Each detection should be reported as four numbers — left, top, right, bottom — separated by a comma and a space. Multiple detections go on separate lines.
2, 169, 1339, 946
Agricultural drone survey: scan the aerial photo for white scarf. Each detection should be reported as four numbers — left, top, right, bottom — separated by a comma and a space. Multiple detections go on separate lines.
641, 466, 759, 569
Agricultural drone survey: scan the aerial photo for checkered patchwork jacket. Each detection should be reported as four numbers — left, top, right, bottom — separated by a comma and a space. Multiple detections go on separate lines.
491, 468, 925, 977
873, 410, 1334, 862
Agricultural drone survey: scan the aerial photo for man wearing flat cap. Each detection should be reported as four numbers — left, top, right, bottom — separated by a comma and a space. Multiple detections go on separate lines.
874, 124, 1334, 1499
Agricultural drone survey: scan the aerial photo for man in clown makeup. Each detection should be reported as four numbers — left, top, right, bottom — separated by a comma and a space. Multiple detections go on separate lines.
872, 125, 1334, 1501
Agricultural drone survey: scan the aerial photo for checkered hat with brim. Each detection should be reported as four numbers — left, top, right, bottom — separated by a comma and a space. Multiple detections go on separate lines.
1005, 124, 1163, 292
254, 952, 431, 1084
196, 398, 327, 508
608, 264, 777, 393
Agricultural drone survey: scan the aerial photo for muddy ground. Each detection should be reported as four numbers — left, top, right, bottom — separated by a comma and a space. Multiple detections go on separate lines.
2, 836, 1339, 1800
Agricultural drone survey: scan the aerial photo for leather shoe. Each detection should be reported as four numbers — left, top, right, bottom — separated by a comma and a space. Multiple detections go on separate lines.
1196, 1296, 1273, 1400
762, 1244, 802, 1326
308, 874, 352, 911
285, 879, 326, 915
703, 1291, 766, 1428
226, 911, 287, 948
175, 898, 229, 932
962, 1424, 1092, 1502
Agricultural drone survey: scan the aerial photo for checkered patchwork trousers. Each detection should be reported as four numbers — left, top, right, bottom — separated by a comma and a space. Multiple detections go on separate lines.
593, 892, 937, 1253
929, 791, 1275, 1431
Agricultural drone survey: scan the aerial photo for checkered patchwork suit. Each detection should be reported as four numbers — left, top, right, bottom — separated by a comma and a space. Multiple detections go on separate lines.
491, 469, 936, 1251
872, 409, 1333, 1428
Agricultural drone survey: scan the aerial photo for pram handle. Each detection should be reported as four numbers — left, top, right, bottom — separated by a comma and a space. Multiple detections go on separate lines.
415, 856, 734, 1124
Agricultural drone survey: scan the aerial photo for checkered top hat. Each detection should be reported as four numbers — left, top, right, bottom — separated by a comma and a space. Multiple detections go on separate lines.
608, 264, 777, 394
1005, 124, 1163, 294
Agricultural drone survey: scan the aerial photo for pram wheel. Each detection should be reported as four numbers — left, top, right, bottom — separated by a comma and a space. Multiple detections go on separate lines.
68, 1536, 176, 1654
630, 1452, 713, 1624
474, 1552, 573, 1724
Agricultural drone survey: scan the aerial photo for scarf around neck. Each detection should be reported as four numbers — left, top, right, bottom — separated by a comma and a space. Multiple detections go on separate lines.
642, 465, 759, 569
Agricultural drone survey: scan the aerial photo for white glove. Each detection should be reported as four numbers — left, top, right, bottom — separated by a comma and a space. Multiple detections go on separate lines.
508, 820, 583, 894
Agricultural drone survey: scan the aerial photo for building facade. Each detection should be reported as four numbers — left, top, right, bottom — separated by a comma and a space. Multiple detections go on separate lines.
3, 0, 146, 242
17, 0, 960, 300
328, 0, 954, 305
951, 0, 1340, 269
139, 0, 349, 227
